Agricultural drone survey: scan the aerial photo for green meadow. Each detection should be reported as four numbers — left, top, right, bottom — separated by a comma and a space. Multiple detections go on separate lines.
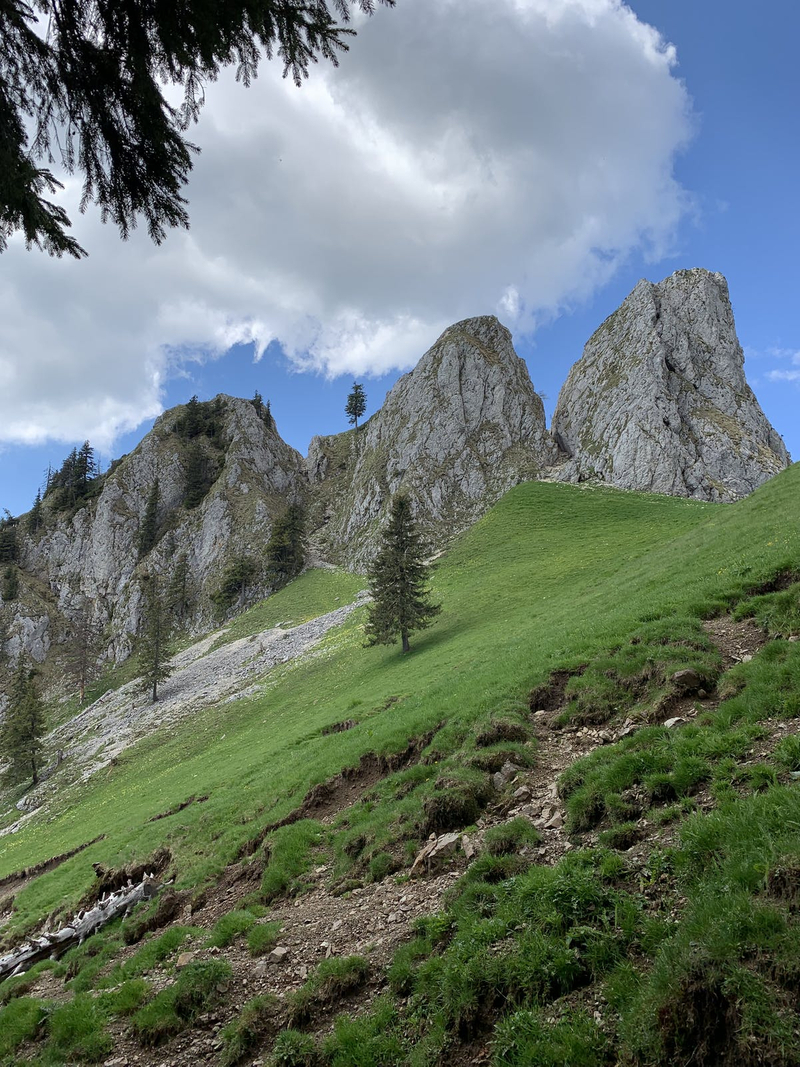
2, 466, 800, 1065
2, 471, 798, 929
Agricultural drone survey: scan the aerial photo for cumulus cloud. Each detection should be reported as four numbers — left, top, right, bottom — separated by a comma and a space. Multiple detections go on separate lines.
0, 0, 693, 446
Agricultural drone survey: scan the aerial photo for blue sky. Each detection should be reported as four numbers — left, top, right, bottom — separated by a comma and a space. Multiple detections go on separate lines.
1, 0, 797, 516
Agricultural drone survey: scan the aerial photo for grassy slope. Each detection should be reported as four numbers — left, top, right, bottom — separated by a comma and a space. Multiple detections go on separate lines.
2, 471, 799, 938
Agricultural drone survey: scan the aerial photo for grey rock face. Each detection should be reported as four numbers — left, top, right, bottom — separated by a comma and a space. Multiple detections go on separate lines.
11, 397, 306, 666
308, 315, 557, 567
551, 269, 790, 500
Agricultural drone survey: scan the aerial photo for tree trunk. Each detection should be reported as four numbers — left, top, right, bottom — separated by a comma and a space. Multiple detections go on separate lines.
401, 630, 410, 653
0, 876, 160, 981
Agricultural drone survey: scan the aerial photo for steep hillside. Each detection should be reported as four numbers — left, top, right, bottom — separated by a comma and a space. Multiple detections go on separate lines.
1, 466, 799, 1065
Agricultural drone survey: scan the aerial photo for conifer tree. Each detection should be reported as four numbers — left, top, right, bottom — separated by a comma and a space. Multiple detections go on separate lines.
265, 504, 307, 589
364, 493, 441, 653
0, 511, 18, 561
211, 557, 259, 615
2, 565, 19, 601
2, 0, 393, 258
167, 553, 192, 622
345, 382, 367, 431
138, 574, 172, 703
137, 480, 160, 559
64, 606, 103, 705
1, 660, 46, 787
27, 490, 44, 534
184, 441, 213, 508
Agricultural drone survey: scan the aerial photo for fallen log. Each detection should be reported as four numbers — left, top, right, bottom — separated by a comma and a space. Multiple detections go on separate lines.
0, 873, 159, 982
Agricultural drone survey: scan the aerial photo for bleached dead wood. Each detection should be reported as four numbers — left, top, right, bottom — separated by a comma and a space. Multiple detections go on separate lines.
0, 874, 159, 981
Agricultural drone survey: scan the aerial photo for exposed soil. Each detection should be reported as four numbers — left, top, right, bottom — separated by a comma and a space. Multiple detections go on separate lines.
11, 614, 799, 1067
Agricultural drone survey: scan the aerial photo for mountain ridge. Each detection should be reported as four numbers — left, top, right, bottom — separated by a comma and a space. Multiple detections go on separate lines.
0, 267, 791, 676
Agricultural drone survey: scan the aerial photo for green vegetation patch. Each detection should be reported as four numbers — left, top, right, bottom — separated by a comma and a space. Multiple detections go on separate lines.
219, 994, 278, 1067
289, 956, 370, 1025
130, 958, 232, 1046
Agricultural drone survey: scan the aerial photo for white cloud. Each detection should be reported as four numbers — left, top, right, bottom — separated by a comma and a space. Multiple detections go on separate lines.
0, 0, 693, 446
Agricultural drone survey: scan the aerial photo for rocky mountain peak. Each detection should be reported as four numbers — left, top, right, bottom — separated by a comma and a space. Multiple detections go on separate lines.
551, 268, 789, 500
308, 314, 557, 566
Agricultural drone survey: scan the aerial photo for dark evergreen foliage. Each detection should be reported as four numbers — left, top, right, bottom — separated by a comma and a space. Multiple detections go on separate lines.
138, 574, 172, 703
1, 0, 393, 258
45, 441, 101, 511
26, 490, 44, 534
250, 391, 275, 428
183, 441, 216, 509
0, 513, 18, 562
364, 493, 441, 653
167, 553, 192, 622
137, 480, 161, 559
1, 660, 46, 787
2, 564, 19, 601
63, 605, 103, 705
266, 503, 307, 590
211, 556, 259, 615
174, 396, 226, 443
345, 382, 367, 431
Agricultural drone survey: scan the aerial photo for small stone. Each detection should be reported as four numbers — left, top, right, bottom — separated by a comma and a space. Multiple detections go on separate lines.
513, 785, 532, 801
268, 946, 290, 964
175, 951, 196, 969
545, 811, 564, 830
663, 717, 682, 729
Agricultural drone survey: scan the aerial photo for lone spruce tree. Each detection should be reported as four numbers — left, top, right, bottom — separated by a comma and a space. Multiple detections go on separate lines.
1, 660, 46, 787
364, 494, 441, 654
345, 383, 367, 431
266, 503, 307, 590
137, 479, 160, 559
64, 606, 103, 705
138, 574, 172, 703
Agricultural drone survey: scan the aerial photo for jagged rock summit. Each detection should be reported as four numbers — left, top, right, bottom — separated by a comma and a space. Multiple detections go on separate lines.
0, 268, 791, 673
551, 269, 789, 501
307, 315, 558, 566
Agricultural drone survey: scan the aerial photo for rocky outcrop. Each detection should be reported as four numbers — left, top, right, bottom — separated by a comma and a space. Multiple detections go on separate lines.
9, 397, 306, 666
1, 272, 791, 673
307, 315, 557, 567
551, 269, 790, 500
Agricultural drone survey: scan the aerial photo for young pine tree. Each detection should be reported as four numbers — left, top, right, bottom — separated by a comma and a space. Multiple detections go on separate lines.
27, 490, 44, 534
364, 494, 441, 654
1, 660, 46, 787
137, 480, 160, 559
64, 606, 103, 705
345, 382, 367, 432
167, 552, 192, 622
138, 575, 172, 703
265, 504, 306, 590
